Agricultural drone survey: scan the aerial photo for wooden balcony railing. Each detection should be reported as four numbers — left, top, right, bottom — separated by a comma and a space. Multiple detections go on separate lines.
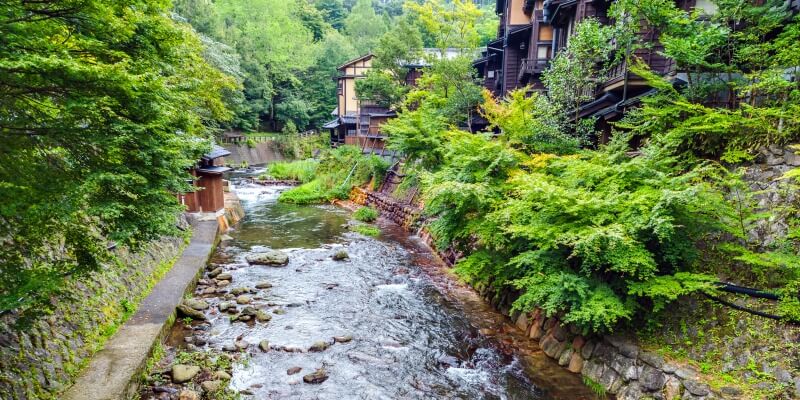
518, 58, 550, 81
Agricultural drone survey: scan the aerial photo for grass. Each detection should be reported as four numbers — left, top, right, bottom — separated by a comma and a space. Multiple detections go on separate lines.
353, 206, 379, 222
263, 159, 318, 183
582, 376, 607, 399
277, 146, 389, 205
353, 225, 380, 237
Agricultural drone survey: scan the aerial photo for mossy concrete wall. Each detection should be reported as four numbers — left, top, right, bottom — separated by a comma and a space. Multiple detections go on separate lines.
0, 235, 185, 399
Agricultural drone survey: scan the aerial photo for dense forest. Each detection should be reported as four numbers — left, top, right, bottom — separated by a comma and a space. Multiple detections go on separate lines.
172, 0, 498, 132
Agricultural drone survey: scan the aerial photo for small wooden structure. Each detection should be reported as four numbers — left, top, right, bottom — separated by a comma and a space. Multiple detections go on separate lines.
181, 144, 232, 214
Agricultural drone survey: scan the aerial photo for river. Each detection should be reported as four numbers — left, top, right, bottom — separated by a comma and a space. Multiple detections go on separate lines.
146, 177, 597, 400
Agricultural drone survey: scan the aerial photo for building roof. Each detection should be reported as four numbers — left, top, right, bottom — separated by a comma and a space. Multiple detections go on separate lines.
337, 53, 374, 71
330, 107, 338, 116
197, 165, 232, 175
202, 144, 231, 161
341, 114, 358, 125
322, 119, 340, 129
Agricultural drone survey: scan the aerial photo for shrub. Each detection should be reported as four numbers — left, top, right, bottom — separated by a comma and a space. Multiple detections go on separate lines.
353, 206, 379, 222
278, 146, 389, 204
263, 160, 318, 182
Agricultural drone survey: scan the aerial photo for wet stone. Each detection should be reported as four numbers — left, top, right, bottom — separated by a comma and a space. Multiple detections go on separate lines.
246, 250, 290, 266
184, 298, 209, 311
178, 389, 200, 400
333, 335, 353, 343
200, 380, 223, 392
177, 304, 206, 321
309, 341, 331, 352
303, 368, 329, 384
208, 267, 222, 278
255, 310, 272, 322
287, 367, 302, 375
332, 250, 349, 261
231, 287, 251, 295
255, 281, 273, 289
172, 365, 200, 383
259, 340, 270, 352
216, 272, 233, 281
236, 295, 252, 305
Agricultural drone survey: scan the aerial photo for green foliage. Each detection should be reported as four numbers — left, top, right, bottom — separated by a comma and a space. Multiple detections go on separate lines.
0, 0, 231, 313
279, 146, 389, 204
344, 0, 388, 54
353, 206, 380, 222
353, 224, 381, 237
264, 160, 319, 183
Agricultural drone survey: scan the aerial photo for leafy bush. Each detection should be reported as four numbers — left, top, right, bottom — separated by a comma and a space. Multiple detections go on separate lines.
263, 160, 318, 183
278, 146, 389, 204
353, 206, 379, 222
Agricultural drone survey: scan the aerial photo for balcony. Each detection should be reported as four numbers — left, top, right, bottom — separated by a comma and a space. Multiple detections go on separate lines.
518, 58, 550, 81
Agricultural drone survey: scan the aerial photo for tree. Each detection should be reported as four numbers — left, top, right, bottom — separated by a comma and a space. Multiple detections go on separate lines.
0, 0, 233, 314
344, 0, 388, 54
356, 17, 424, 108
315, 0, 348, 31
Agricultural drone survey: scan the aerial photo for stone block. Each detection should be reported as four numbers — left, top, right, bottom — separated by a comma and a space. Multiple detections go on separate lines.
639, 365, 666, 392
568, 352, 584, 374
540, 334, 566, 359
558, 348, 573, 367
581, 340, 596, 359
639, 351, 665, 369
682, 379, 710, 396
529, 323, 544, 341
572, 335, 586, 352
515, 313, 528, 332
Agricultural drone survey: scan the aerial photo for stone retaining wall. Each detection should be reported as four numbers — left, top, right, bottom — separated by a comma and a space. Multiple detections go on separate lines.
349, 186, 730, 400
349, 187, 421, 229
0, 232, 185, 399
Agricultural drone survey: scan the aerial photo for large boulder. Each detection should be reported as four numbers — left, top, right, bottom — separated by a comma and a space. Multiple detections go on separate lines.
246, 250, 289, 266
184, 298, 209, 311
172, 364, 200, 383
177, 304, 206, 320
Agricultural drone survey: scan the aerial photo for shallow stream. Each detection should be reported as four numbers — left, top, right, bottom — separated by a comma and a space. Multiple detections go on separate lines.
161, 177, 597, 400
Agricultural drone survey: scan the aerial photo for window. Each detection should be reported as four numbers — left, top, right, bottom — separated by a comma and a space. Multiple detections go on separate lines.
488, 70, 496, 78
539, 25, 553, 41
337, 80, 343, 95
537, 45, 551, 60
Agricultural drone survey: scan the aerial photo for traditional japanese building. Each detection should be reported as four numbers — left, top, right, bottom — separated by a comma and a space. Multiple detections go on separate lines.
324, 50, 464, 155
474, 0, 772, 139
182, 144, 231, 216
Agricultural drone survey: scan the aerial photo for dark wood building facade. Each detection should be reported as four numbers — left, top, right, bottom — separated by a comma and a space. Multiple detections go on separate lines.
473, 0, 800, 135
182, 145, 231, 215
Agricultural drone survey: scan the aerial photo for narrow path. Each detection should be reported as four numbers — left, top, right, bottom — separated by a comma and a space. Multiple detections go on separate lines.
64, 220, 218, 400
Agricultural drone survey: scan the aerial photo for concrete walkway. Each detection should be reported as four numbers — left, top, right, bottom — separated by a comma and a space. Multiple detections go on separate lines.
64, 220, 219, 400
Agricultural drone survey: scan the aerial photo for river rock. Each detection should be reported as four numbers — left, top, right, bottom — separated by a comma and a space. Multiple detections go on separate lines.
236, 295, 252, 305
200, 380, 223, 392
213, 371, 232, 380
178, 390, 200, 400
218, 301, 234, 312
259, 340, 270, 352
216, 272, 233, 281
236, 314, 252, 322
240, 306, 257, 316
184, 298, 209, 311
172, 364, 200, 383
217, 280, 230, 288
332, 250, 349, 261
303, 368, 329, 384
683, 379, 710, 396
235, 340, 249, 350
333, 335, 353, 343
287, 367, 302, 375
246, 250, 289, 266
256, 310, 272, 322
309, 340, 331, 352
177, 304, 206, 320
208, 267, 223, 278
273, 308, 286, 315
231, 287, 251, 295
255, 281, 273, 289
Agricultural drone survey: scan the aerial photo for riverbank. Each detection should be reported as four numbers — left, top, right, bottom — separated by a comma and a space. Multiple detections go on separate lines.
137, 181, 598, 399
345, 187, 751, 400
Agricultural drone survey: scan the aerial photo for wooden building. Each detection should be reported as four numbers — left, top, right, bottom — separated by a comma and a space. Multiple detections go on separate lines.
324, 50, 463, 155
182, 144, 231, 215
472, 0, 799, 137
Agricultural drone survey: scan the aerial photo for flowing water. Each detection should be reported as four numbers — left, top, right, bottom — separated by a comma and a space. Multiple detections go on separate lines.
167, 177, 598, 400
